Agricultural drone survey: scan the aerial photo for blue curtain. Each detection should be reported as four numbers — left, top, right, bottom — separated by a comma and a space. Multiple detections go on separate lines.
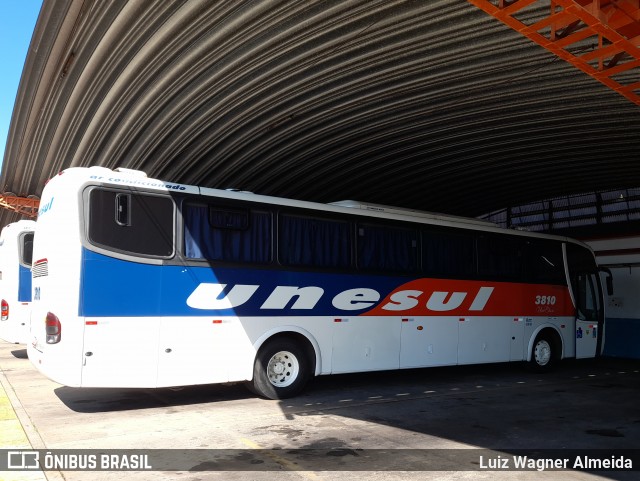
184, 205, 271, 263
279, 215, 350, 268
423, 232, 475, 277
477, 235, 522, 279
358, 224, 417, 272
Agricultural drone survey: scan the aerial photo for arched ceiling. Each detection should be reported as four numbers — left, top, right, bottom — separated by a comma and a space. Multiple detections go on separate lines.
2, 0, 640, 228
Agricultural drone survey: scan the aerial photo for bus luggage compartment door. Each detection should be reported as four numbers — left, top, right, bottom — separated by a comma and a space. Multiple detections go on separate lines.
81, 317, 161, 387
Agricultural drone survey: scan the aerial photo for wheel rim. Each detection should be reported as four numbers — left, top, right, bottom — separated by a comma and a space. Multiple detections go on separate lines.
267, 350, 300, 387
534, 339, 552, 366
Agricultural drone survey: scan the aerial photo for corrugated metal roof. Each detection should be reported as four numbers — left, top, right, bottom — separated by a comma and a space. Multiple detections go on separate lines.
2, 0, 640, 228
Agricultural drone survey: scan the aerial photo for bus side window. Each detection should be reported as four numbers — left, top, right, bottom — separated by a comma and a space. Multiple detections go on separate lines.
423, 229, 475, 278
357, 223, 418, 273
88, 189, 174, 257
524, 240, 565, 284
21, 233, 34, 266
183, 203, 272, 264
477, 233, 524, 281
279, 214, 351, 269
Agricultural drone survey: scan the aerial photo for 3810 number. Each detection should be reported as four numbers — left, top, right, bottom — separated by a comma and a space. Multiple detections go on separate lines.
535, 295, 556, 305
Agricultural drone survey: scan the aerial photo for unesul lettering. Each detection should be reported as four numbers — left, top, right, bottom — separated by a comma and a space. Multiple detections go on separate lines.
186, 283, 494, 312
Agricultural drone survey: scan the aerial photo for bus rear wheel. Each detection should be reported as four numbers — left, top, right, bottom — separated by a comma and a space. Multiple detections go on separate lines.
528, 333, 555, 372
250, 338, 310, 399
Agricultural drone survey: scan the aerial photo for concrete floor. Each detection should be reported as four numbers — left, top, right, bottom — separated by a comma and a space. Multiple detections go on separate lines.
1, 339, 639, 481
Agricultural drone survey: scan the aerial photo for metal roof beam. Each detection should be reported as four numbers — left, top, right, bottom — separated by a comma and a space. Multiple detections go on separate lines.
0, 195, 40, 218
468, 0, 640, 105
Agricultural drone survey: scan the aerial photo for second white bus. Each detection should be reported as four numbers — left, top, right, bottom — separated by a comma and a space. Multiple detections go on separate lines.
0, 219, 36, 344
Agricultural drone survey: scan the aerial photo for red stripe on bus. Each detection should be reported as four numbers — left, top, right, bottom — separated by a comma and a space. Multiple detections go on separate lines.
362, 278, 573, 317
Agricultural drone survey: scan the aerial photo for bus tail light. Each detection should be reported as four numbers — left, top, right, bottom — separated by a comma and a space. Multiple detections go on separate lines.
45, 312, 61, 344
1, 300, 8, 321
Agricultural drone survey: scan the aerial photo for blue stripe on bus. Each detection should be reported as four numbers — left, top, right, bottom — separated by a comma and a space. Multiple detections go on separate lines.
18, 265, 32, 302
78, 249, 409, 317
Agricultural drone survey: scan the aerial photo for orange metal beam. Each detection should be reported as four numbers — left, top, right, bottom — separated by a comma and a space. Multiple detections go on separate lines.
0, 195, 40, 218
467, 0, 640, 106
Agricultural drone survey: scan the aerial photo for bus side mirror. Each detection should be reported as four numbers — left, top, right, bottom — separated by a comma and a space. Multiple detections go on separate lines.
600, 267, 613, 296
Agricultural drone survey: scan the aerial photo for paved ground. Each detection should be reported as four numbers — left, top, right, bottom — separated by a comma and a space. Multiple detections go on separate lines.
1, 339, 639, 481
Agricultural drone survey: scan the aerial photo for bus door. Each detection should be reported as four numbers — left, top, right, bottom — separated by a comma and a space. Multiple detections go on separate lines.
566, 244, 604, 359
574, 272, 602, 358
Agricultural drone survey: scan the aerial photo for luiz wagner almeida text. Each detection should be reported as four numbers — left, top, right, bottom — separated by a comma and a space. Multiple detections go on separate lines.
479, 454, 633, 471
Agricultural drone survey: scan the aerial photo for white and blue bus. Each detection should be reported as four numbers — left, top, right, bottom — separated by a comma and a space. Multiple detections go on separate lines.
28, 167, 608, 399
0, 219, 35, 344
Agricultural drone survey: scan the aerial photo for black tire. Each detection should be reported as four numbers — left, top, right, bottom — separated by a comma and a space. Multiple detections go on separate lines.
249, 338, 310, 399
528, 333, 555, 372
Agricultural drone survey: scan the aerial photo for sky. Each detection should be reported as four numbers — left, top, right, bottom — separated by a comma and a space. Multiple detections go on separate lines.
0, 1, 43, 171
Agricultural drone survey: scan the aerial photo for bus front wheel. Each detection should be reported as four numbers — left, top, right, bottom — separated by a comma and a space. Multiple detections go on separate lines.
250, 338, 310, 399
528, 333, 556, 372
